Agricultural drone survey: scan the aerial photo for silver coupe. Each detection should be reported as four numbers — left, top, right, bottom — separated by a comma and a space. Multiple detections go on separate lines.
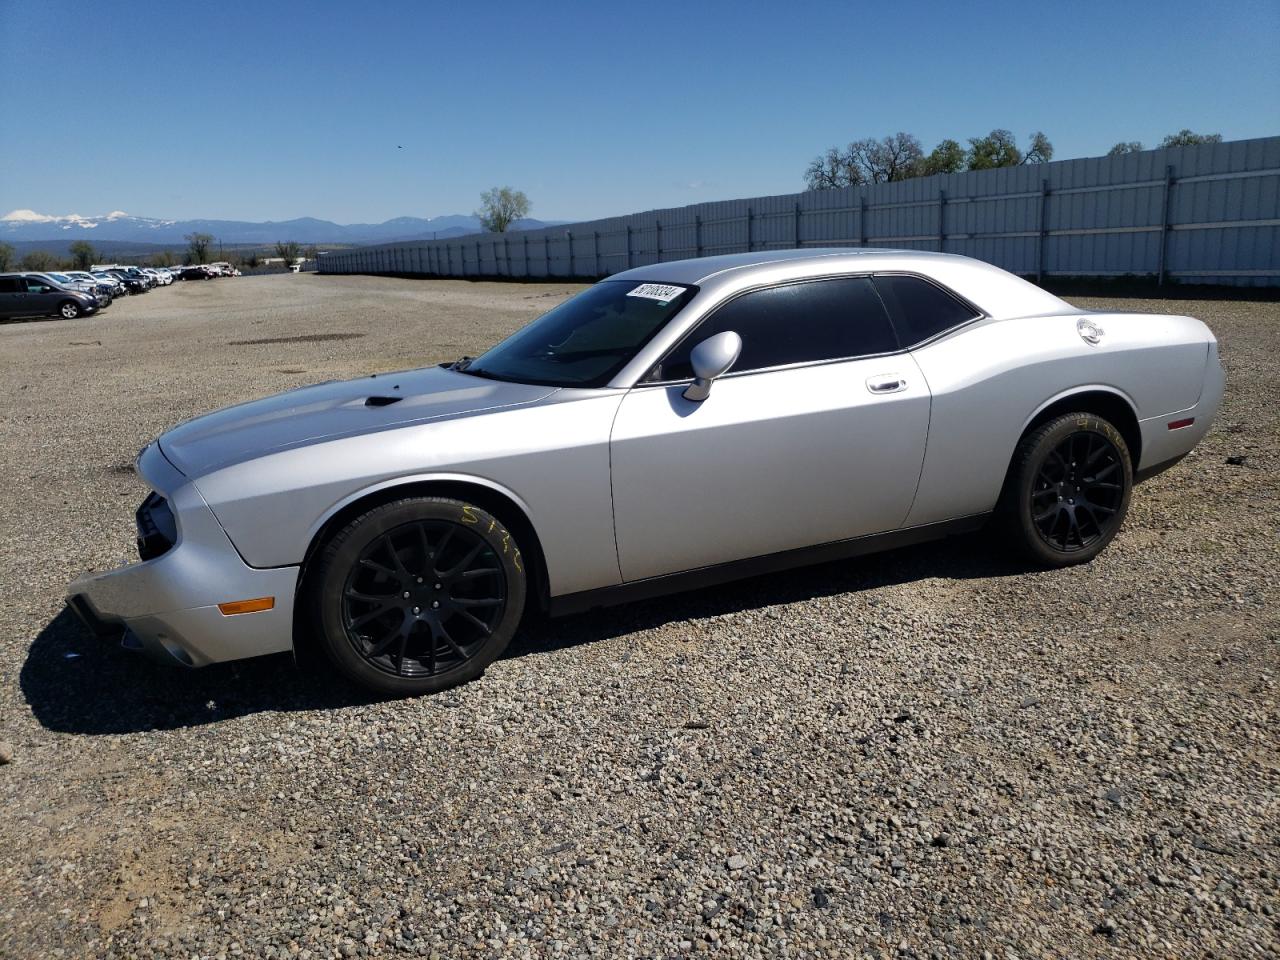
67, 250, 1225, 695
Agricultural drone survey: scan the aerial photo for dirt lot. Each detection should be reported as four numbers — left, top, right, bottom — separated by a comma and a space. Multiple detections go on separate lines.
0, 273, 1276, 959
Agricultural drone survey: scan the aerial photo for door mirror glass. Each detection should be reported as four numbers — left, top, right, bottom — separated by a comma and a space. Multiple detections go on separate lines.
683, 330, 742, 402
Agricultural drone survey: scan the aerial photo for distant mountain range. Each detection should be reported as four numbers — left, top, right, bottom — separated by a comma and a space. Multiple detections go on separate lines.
0, 209, 565, 246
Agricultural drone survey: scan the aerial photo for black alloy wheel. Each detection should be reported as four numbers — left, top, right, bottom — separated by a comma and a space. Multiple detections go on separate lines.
1003, 413, 1134, 566
341, 519, 507, 678
1030, 429, 1125, 552
311, 497, 527, 696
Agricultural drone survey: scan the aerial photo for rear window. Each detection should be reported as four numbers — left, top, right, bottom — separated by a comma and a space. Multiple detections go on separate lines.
873, 274, 980, 347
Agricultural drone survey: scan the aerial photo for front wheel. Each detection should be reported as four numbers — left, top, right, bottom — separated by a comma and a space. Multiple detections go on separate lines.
1001, 413, 1133, 567
58, 300, 82, 319
309, 497, 527, 696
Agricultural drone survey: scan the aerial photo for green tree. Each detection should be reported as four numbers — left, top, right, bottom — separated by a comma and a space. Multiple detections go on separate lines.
151, 250, 175, 267
966, 129, 1023, 170
1107, 141, 1144, 156
0, 242, 14, 272
68, 240, 97, 270
186, 232, 213, 264
244, 252, 262, 269
274, 240, 302, 265
1160, 129, 1222, 148
476, 186, 531, 233
917, 138, 967, 176
20, 250, 59, 271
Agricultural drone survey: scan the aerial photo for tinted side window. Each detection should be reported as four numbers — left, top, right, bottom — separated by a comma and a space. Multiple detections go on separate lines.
648, 277, 898, 381
25, 278, 53, 293
873, 275, 979, 347
0, 278, 21, 293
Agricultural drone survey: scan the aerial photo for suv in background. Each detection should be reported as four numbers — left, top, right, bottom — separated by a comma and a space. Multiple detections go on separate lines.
0, 273, 99, 320
108, 268, 152, 293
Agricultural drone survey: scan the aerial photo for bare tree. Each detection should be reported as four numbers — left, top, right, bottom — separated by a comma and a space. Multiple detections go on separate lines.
477, 187, 531, 233
186, 232, 213, 264
804, 133, 922, 188
1022, 131, 1053, 164
20, 250, 59, 271
849, 133, 924, 182
1107, 141, 1144, 156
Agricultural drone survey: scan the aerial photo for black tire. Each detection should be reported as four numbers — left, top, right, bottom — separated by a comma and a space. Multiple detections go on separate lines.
1001, 413, 1133, 567
58, 300, 82, 320
308, 496, 526, 697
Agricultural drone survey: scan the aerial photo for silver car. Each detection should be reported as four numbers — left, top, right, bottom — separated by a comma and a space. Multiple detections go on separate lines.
67, 250, 1224, 696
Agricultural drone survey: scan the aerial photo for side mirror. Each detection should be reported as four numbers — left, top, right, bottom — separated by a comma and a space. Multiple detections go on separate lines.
683, 330, 742, 402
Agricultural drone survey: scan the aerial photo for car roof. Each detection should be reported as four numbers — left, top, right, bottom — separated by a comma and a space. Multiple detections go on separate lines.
608, 248, 1072, 320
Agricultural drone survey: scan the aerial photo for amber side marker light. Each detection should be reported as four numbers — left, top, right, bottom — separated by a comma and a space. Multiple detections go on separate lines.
218, 597, 275, 616
1168, 417, 1195, 430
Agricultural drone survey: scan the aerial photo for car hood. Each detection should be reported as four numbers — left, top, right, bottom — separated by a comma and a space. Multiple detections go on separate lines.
157, 366, 558, 477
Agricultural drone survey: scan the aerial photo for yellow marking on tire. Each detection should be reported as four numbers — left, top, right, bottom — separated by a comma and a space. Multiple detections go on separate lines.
461, 504, 479, 524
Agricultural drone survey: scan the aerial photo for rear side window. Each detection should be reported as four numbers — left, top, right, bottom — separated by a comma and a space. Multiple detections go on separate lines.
873, 275, 979, 347
648, 276, 898, 381
0, 278, 20, 293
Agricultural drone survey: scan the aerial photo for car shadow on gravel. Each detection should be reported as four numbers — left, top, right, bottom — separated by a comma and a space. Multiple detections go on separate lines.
23, 533, 1023, 735
506, 532, 1025, 659
21, 608, 378, 736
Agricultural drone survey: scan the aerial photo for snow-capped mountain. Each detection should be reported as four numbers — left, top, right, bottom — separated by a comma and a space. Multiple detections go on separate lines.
0, 210, 562, 245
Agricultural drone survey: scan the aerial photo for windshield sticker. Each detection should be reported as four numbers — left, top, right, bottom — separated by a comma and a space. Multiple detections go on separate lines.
626, 283, 686, 303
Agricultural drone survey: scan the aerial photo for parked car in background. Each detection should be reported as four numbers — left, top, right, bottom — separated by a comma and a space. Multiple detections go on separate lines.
143, 267, 173, 286
45, 271, 111, 305
180, 265, 213, 280
64, 249, 1224, 697
91, 270, 132, 295
0, 272, 99, 320
66, 270, 121, 300
104, 269, 147, 294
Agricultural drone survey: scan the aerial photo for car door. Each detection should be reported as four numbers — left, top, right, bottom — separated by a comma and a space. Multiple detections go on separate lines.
609, 275, 931, 583
24, 276, 60, 314
0, 277, 24, 316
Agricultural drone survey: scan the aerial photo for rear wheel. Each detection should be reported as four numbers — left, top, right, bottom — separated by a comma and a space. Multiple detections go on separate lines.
1001, 413, 1133, 566
309, 497, 526, 696
58, 300, 82, 319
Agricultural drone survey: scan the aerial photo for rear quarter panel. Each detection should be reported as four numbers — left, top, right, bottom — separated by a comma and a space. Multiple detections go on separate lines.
906, 312, 1213, 526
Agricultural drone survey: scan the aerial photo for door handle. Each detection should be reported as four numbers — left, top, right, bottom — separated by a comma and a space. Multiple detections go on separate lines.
866, 375, 907, 394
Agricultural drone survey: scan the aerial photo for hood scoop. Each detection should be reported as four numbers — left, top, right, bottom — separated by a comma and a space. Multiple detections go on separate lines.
364, 395, 402, 407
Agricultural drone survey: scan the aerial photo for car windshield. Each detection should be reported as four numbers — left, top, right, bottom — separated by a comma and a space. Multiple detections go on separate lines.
49, 273, 71, 282
460, 280, 696, 388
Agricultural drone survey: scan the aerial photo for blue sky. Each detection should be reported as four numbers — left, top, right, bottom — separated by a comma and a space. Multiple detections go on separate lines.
1, 0, 1276, 224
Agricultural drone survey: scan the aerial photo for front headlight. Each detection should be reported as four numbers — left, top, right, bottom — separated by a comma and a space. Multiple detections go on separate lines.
136, 492, 178, 561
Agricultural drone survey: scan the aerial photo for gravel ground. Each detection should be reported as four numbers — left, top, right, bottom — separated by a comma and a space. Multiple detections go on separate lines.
0, 274, 1276, 960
